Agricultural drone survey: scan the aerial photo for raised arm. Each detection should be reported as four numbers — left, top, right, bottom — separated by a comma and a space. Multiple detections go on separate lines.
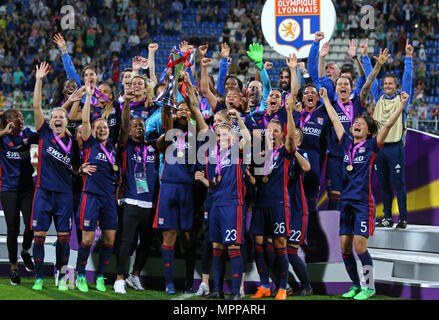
347, 39, 365, 78
376, 91, 410, 146
285, 86, 297, 153
401, 39, 414, 98
360, 48, 391, 104
180, 71, 209, 131
308, 31, 324, 84
33, 62, 50, 130
62, 86, 85, 112
360, 39, 383, 102
320, 87, 345, 141
217, 43, 230, 96
318, 42, 330, 78
119, 88, 135, 145
53, 33, 82, 86
285, 53, 299, 107
200, 57, 218, 111
81, 83, 94, 141
148, 43, 159, 84
229, 110, 251, 150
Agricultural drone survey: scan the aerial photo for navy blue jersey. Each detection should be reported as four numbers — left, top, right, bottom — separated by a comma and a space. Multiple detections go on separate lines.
232, 113, 255, 135
81, 135, 118, 198
160, 130, 198, 185
119, 138, 158, 204
254, 145, 294, 208
0, 128, 38, 192
293, 106, 330, 154
35, 122, 74, 192
211, 143, 246, 206
118, 100, 160, 121
288, 149, 308, 211
327, 96, 367, 157
340, 134, 382, 202
251, 108, 288, 138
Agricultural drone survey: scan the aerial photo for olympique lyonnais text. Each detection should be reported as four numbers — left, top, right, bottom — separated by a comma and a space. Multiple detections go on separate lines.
276, 0, 319, 15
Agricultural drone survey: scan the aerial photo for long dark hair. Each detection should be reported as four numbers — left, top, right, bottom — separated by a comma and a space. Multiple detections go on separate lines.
48, 78, 77, 109
357, 115, 379, 139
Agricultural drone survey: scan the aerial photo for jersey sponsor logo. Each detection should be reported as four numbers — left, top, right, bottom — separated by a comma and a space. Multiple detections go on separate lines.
343, 155, 365, 163
46, 146, 71, 165
6, 150, 30, 160
302, 126, 321, 136
95, 151, 116, 164
338, 114, 351, 122
130, 153, 155, 163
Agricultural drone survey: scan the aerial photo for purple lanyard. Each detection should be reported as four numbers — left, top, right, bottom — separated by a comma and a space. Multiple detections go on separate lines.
337, 99, 354, 126
134, 145, 148, 171
53, 131, 72, 157
94, 88, 111, 103
216, 145, 231, 176
177, 131, 188, 153
264, 145, 281, 176
119, 98, 146, 112
348, 140, 367, 166
300, 108, 316, 129
99, 143, 115, 166
263, 111, 279, 128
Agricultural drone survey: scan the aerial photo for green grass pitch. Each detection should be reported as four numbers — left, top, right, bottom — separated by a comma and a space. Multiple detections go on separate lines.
0, 277, 402, 300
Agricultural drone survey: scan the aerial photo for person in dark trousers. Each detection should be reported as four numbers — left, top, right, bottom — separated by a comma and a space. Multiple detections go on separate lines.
0, 109, 38, 285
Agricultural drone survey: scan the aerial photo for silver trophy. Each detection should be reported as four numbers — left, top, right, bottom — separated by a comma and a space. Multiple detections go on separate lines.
155, 72, 176, 108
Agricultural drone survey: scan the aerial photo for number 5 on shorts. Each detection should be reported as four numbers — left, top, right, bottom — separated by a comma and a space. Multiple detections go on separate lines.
361, 221, 368, 233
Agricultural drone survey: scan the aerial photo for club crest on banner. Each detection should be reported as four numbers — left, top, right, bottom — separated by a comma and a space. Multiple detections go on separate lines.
261, 0, 336, 59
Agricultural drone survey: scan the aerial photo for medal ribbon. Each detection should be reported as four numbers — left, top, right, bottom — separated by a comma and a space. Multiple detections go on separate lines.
99, 143, 115, 166
119, 98, 147, 111
134, 144, 148, 172
348, 140, 367, 167
94, 88, 111, 103
263, 145, 281, 176
337, 99, 354, 127
263, 111, 279, 128
53, 131, 72, 158
300, 108, 316, 129
177, 131, 188, 155
216, 145, 231, 176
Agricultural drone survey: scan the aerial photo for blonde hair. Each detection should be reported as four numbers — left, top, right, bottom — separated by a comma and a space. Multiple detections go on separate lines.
130, 74, 155, 100
50, 107, 71, 136
99, 83, 115, 119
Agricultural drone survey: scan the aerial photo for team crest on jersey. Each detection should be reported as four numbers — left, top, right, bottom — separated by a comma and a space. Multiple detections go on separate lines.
359, 147, 366, 153
32, 220, 37, 227
158, 218, 164, 225
317, 117, 324, 125
83, 220, 90, 227
275, 0, 321, 51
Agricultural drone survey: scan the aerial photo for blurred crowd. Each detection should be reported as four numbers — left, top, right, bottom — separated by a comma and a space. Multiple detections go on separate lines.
0, 0, 438, 133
